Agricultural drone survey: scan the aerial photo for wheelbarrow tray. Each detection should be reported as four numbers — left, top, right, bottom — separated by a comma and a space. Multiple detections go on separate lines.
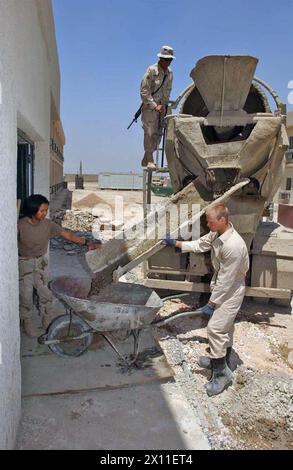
50, 276, 163, 332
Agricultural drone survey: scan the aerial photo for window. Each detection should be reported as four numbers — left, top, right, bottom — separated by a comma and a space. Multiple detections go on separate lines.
289, 136, 293, 149
286, 178, 292, 191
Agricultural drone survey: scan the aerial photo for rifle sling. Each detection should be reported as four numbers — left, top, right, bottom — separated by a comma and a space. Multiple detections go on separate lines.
132, 73, 168, 125
140, 73, 168, 112
152, 73, 167, 97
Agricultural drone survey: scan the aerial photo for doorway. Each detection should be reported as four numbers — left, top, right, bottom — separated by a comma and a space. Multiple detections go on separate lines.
17, 131, 35, 217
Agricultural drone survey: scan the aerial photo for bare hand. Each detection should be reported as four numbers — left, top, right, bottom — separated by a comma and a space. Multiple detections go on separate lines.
155, 104, 164, 114
87, 241, 102, 251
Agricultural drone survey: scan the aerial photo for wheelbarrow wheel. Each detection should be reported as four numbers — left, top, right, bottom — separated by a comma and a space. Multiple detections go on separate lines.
47, 314, 93, 357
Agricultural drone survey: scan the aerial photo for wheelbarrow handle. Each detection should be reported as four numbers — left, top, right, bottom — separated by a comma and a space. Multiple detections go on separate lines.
151, 309, 204, 327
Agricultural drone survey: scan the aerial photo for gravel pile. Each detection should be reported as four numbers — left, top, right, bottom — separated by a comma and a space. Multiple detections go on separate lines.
59, 210, 96, 232
153, 296, 293, 450
50, 209, 107, 256
50, 231, 97, 255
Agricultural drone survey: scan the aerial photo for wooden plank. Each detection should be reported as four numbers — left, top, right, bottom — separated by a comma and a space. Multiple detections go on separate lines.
144, 279, 292, 300
250, 251, 293, 260
146, 269, 200, 276
144, 279, 210, 293
246, 286, 291, 299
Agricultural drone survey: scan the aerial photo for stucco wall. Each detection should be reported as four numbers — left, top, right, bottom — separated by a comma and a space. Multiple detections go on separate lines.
0, 47, 21, 450
0, 0, 61, 448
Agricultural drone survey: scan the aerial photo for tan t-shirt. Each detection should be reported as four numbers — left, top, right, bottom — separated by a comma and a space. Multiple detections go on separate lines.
18, 217, 63, 258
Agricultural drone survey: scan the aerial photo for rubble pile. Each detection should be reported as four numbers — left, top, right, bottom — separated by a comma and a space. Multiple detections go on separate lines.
50, 210, 101, 255
50, 232, 95, 255
153, 295, 293, 450
58, 210, 95, 232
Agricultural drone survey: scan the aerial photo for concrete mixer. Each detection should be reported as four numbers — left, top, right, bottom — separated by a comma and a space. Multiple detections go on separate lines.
87, 55, 292, 303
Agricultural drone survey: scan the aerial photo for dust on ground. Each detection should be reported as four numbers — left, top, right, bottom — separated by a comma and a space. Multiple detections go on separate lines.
152, 295, 293, 450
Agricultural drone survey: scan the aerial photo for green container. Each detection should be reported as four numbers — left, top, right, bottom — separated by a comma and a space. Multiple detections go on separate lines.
151, 185, 173, 197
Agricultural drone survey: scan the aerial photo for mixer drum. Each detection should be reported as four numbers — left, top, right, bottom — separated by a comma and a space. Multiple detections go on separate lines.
165, 55, 288, 200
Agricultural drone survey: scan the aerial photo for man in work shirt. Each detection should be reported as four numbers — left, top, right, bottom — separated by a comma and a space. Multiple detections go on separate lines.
163, 203, 249, 396
140, 45, 175, 168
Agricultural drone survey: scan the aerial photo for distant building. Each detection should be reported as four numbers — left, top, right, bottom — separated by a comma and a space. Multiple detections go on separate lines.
50, 100, 65, 190
0, 0, 64, 448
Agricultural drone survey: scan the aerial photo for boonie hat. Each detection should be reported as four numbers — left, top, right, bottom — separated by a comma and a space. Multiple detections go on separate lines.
157, 45, 176, 60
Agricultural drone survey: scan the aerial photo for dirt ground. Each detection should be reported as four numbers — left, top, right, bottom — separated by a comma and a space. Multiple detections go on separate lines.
152, 295, 293, 450
50, 188, 293, 450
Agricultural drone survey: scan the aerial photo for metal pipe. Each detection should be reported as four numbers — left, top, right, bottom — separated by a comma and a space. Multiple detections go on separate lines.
147, 170, 152, 205
170, 84, 194, 110
162, 292, 190, 302
164, 113, 195, 121
161, 127, 166, 168
38, 330, 92, 345
102, 333, 132, 366
142, 168, 147, 219
253, 76, 284, 111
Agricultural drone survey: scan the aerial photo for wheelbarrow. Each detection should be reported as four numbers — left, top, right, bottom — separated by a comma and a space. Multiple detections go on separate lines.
38, 276, 208, 366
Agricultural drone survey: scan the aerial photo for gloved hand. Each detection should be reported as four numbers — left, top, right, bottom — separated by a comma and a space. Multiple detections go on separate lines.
198, 303, 215, 316
162, 235, 176, 247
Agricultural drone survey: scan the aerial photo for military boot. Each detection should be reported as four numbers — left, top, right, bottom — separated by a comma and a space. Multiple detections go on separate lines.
198, 347, 232, 370
23, 319, 39, 338
205, 357, 233, 397
147, 161, 156, 169
141, 152, 153, 167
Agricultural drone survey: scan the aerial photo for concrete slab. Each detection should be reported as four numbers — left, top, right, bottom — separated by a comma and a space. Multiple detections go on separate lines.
21, 330, 174, 397
16, 382, 210, 450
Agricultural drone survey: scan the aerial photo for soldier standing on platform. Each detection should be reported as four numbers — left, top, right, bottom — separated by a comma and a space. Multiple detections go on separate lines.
140, 45, 175, 169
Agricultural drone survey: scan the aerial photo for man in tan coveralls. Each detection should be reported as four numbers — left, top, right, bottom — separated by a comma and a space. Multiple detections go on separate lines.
163, 203, 249, 396
140, 45, 175, 168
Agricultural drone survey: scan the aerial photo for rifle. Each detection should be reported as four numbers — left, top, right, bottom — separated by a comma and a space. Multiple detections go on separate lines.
127, 73, 167, 130
127, 104, 142, 130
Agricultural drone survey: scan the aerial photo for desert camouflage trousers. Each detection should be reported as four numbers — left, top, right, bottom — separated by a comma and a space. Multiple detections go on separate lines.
141, 107, 164, 158
18, 255, 54, 321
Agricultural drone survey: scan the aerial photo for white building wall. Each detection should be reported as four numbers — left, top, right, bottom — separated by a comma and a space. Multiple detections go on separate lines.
0, 0, 62, 448
0, 51, 20, 450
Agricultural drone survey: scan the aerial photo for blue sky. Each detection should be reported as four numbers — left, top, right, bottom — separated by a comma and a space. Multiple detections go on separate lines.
52, 0, 293, 174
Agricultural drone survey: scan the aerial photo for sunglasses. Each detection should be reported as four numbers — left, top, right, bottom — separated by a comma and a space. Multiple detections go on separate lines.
161, 58, 173, 62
